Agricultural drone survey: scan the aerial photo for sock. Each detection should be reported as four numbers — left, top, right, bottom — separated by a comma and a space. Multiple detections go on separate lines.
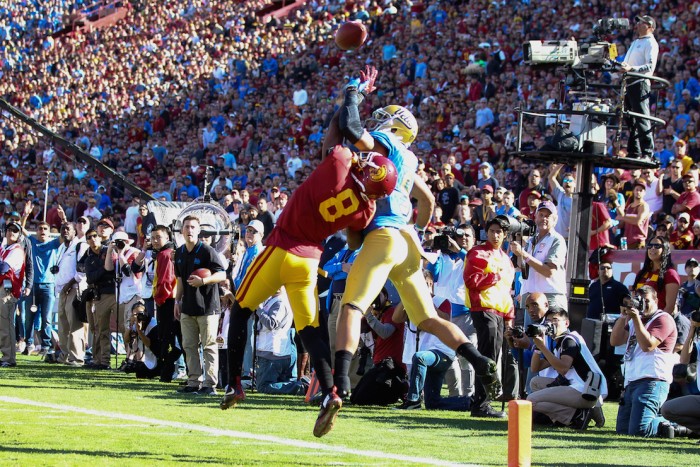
226, 301, 253, 387
333, 350, 353, 396
298, 326, 334, 396
456, 342, 489, 374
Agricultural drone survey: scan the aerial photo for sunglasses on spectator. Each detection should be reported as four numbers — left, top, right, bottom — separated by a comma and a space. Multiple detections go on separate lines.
6, 226, 19, 233
647, 244, 663, 249
562, 178, 574, 183
77, 219, 88, 224
86, 234, 98, 240
678, 218, 689, 224
599, 266, 612, 270
672, 166, 682, 169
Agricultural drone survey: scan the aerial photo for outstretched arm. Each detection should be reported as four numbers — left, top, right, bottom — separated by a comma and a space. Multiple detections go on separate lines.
323, 66, 379, 157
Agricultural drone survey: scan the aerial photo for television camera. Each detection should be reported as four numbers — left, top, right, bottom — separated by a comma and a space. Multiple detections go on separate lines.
524, 18, 629, 70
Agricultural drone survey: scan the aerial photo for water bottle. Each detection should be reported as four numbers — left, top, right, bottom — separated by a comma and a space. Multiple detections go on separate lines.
620, 237, 628, 251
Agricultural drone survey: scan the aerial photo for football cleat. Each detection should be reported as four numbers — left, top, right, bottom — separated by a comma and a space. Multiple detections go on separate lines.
313, 389, 343, 438
220, 384, 246, 410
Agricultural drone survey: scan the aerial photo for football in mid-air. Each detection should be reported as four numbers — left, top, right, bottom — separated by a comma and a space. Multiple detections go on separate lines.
335, 21, 368, 51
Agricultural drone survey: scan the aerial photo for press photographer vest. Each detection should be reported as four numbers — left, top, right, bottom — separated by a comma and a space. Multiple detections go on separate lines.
624, 311, 679, 386
539, 331, 608, 399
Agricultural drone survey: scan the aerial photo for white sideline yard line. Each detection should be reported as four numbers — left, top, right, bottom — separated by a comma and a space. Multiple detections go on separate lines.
0, 396, 477, 467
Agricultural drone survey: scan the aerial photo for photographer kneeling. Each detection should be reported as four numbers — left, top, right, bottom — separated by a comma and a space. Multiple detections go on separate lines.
611, 286, 678, 437
527, 309, 608, 430
129, 301, 181, 379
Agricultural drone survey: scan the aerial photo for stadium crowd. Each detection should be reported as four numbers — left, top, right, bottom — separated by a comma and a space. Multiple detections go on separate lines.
0, 0, 699, 441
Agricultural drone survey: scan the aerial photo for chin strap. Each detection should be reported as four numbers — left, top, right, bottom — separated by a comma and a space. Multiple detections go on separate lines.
349, 171, 369, 203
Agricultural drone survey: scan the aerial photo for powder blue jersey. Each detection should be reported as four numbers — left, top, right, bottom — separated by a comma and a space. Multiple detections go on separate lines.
364, 130, 417, 233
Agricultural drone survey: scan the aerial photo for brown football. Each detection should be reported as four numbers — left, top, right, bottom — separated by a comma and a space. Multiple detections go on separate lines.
334, 21, 368, 51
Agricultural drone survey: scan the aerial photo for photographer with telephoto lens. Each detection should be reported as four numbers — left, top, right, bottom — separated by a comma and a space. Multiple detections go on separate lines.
505, 292, 550, 396
611, 286, 678, 437
104, 231, 143, 371
511, 201, 568, 313
527, 309, 608, 430
427, 224, 478, 397
82, 228, 116, 370
54, 222, 89, 366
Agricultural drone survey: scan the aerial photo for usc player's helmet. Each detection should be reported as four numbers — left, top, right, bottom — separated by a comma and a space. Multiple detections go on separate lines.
352, 153, 398, 199
368, 105, 418, 146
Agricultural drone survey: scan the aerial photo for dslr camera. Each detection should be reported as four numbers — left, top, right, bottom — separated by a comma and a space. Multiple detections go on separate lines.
494, 215, 536, 238
433, 226, 465, 253
114, 239, 126, 250
626, 294, 647, 314
511, 326, 526, 339
525, 322, 556, 338
50, 265, 60, 274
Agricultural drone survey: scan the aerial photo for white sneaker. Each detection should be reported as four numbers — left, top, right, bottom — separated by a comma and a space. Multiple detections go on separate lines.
16, 341, 26, 353
30, 345, 42, 356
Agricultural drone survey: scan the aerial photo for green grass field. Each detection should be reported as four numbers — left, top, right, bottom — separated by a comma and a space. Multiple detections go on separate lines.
0, 355, 698, 466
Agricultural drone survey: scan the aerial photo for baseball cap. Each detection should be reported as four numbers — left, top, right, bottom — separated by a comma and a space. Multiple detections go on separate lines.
528, 191, 542, 199
5, 221, 22, 233
246, 219, 264, 234
682, 172, 694, 179
481, 185, 494, 194
686, 258, 699, 268
635, 15, 656, 29
633, 180, 647, 189
27, 190, 35, 197
97, 218, 114, 229
536, 200, 557, 214
678, 212, 691, 222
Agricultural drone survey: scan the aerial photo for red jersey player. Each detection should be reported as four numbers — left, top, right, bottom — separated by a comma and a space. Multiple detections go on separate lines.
221, 133, 397, 437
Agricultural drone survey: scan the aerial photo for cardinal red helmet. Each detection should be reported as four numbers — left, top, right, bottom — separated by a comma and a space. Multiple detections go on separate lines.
353, 153, 398, 199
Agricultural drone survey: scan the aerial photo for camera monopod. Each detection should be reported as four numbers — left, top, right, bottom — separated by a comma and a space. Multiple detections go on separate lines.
114, 263, 122, 371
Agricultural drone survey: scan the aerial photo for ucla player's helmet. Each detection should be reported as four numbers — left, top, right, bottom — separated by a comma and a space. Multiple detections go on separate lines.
368, 105, 418, 146
352, 153, 398, 199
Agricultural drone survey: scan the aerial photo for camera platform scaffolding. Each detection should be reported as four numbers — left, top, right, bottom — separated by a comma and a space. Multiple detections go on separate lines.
511, 68, 670, 331
510, 66, 670, 400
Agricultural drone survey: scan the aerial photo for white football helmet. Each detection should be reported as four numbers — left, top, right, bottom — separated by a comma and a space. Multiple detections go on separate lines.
368, 105, 418, 146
